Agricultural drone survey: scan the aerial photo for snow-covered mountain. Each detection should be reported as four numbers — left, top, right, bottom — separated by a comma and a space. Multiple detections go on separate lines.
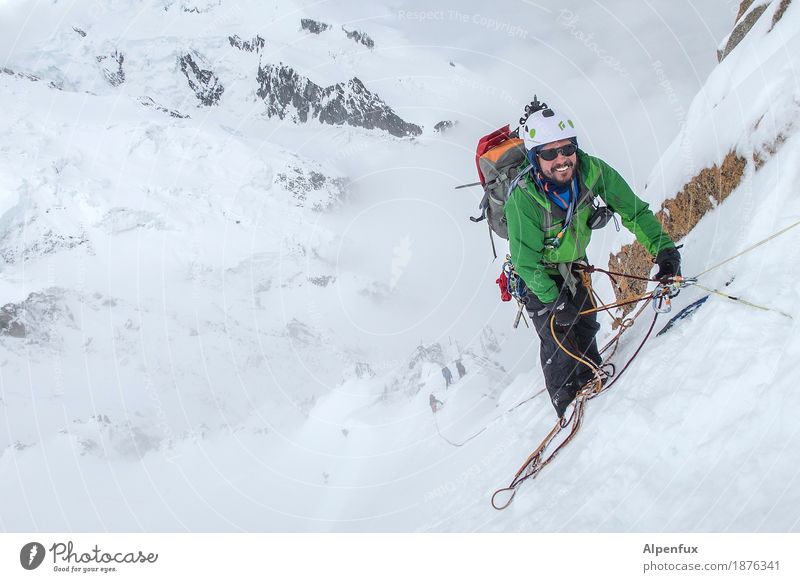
1, 0, 797, 532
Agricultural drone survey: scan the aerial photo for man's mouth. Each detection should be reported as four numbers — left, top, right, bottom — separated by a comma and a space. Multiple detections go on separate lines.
553, 162, 572, 173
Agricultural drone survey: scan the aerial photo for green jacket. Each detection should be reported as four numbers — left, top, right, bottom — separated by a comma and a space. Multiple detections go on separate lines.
504, 150, 675, 304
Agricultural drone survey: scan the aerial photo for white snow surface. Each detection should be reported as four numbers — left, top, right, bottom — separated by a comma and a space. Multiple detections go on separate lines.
1, 0, 799, 532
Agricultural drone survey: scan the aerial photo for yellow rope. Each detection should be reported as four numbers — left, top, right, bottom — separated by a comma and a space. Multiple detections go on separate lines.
549, 315, 603, 396
694, 283, 793, 320
493, 268, 659, 509
695, 217, 800, 277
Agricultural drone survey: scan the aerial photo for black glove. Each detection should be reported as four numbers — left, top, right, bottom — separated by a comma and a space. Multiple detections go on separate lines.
655, 247, 681, 280
549, 297, 581, 329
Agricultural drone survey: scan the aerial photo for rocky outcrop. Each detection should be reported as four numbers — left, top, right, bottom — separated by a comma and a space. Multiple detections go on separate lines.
342, 27, 375, 48
138, 96, 190, 118
0, 303, 26, 338
718, 2, 769, 61
1, 67, 39, 82
256, 63, 421, 137
275, 165, 347, 211
1, 67, 62, 90
301, 18, 331, 34
354, 362, 375, 378
1, 228, 90, 265
228, 34, 265, 53
770, 0, 792, 30
408, 343, 445, 368
381, 343, 445, 399
753, 129, 791, 169
308, 275, 336, 287
608, 152, 747, 317
434, 120, 457, 133
97, 50, 125, 86
178, 53, 224, 106
0, 290, 72, 341
610, 1, 793, 316
180, 2, 220, 14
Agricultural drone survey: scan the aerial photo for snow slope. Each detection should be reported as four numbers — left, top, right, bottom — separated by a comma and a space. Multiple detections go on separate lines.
3, 0, 797, 532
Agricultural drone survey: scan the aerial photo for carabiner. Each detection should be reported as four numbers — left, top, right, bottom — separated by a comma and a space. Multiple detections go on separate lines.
652, 285, 673, 313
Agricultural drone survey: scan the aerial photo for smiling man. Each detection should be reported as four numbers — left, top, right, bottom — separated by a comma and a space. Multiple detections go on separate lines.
504, 101, 681, 418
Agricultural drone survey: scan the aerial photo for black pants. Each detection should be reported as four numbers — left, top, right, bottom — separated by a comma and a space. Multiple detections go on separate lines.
525, 269, 602, 417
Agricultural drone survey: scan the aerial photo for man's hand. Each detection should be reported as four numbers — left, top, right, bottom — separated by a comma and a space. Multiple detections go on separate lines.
550, 298, 581, 329
655, 247, 681, 280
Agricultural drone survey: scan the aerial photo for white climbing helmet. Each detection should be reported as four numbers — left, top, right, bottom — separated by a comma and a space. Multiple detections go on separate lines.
521, 107, 578, 150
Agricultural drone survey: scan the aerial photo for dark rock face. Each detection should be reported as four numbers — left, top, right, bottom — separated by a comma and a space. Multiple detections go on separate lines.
434, 120, 457, 133
342, 27, 374, 49
256, 64, 314, 121
97, 50, 125, 86
1, 67, 39, 82
1, 67, 62, 90
718, 3, 769, 61
178, 53, 224, 106
770, 0, 792, 31
300, 18, 331, 34
256, 63, 421, 137
138, 96, 190, 118
73, 27, 87, 37
228, 34, 265, 53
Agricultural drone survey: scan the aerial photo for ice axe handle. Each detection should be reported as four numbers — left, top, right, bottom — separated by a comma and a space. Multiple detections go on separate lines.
454, 181, 482, 190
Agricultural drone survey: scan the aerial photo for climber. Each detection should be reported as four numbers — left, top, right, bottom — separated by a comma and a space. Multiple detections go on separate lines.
505, 99, 681, 417
441, 366, 453, 388
429, 393, 443, 413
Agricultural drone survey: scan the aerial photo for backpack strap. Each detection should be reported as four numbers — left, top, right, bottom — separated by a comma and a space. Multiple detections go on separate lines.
507, 164, 555, 231
510, 168, 599, 245
506, 163, 533, 201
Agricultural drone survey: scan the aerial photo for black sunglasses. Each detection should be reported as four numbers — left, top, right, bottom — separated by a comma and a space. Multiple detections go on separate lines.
537, 143, 577, 161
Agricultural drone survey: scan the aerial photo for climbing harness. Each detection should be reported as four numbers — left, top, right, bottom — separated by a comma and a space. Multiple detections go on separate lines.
497, 255, 531, 329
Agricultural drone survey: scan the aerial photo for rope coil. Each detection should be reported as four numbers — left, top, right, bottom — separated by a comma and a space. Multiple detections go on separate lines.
491, 265, 666, 510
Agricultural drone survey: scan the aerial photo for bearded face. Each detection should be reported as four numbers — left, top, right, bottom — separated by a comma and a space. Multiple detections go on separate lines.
537, 139, 578, 186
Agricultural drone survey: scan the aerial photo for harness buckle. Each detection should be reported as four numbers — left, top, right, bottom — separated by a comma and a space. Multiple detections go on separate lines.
543, 237, 560, 250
